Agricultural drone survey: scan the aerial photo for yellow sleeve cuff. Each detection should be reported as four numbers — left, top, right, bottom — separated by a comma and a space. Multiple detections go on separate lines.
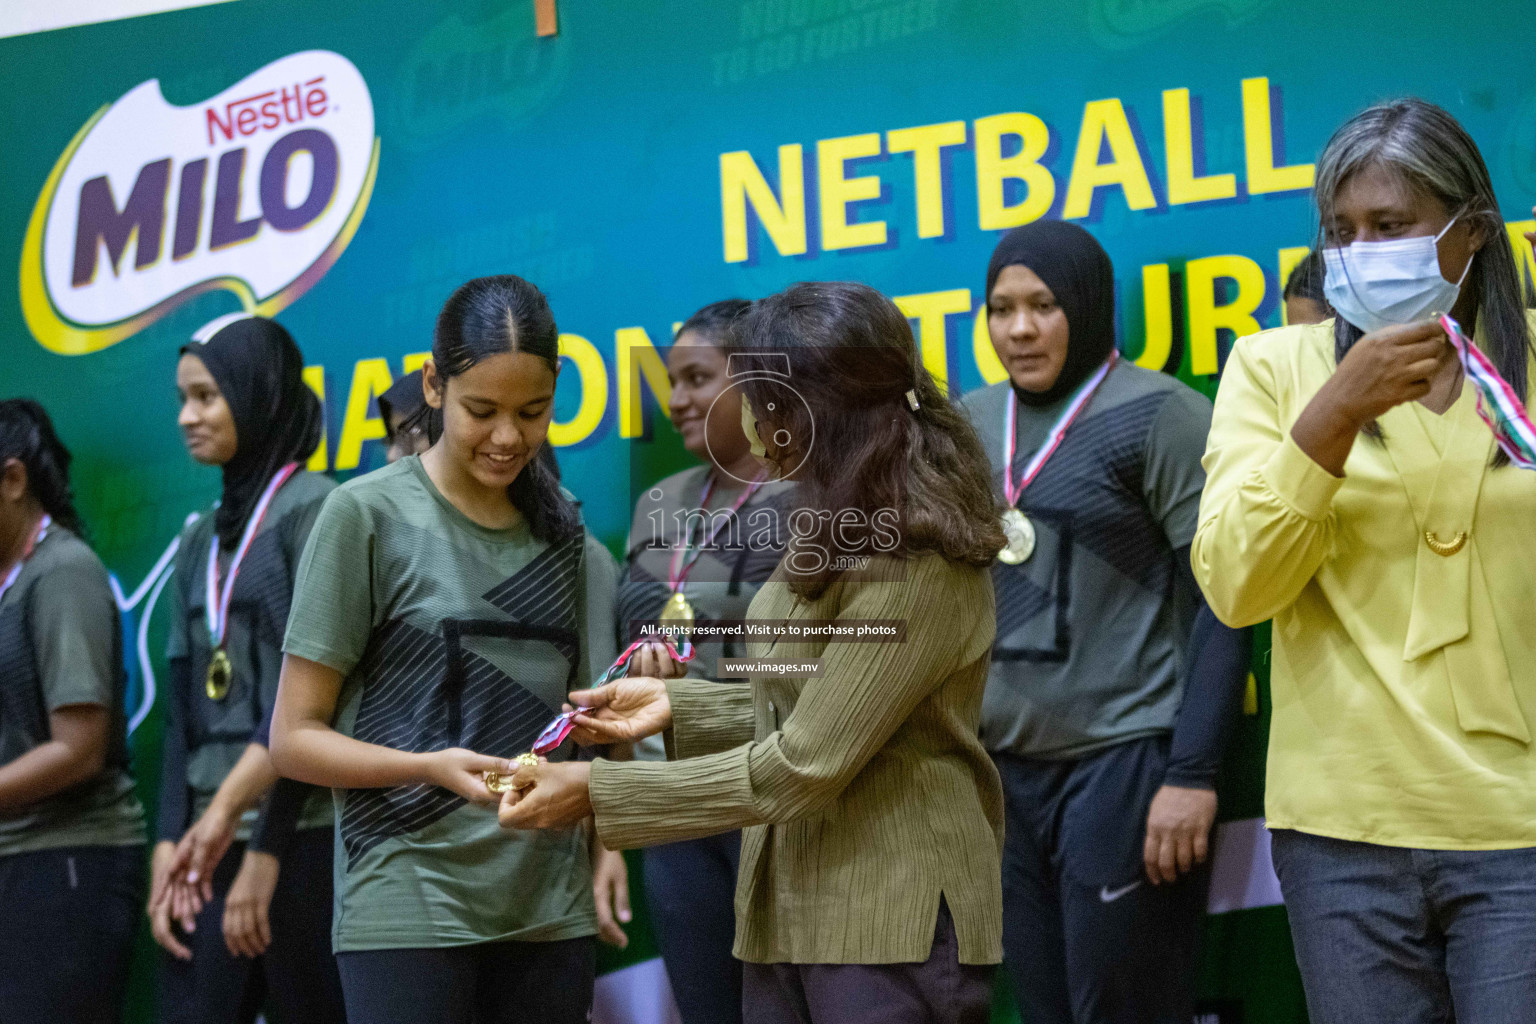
1262, 432, 1344, 522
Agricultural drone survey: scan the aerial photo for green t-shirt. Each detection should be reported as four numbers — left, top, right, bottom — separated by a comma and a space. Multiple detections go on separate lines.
284, 456, 607, 951
163, 471, 335, 842
0, 527, 146, 856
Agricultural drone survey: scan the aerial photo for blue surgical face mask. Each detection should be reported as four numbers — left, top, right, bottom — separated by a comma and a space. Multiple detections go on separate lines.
1322, 213, 1473, 334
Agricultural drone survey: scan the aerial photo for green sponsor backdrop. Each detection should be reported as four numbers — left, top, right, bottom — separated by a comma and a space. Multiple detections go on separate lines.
4, 1, 1534, 1021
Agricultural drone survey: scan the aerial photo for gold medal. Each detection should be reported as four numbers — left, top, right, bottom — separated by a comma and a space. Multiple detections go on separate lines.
205, 647, 233, 700
484, 752, 541, 794
998, 508, 1036, 565
659, 590, 696, 635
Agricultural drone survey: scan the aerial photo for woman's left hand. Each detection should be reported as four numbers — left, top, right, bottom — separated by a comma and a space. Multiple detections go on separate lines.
498, 760, 593, 830
1143, 784, 1217, 885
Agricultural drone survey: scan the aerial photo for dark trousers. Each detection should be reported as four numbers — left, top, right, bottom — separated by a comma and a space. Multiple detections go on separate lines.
644, 831, 743, 1024
335, 935, 597, 1024
741, 900, 991, 1024
1272, 828, 1536, 1024
0, 843, 145, 1024
158, 827, 345, 1024
995, 739, 1208, 1024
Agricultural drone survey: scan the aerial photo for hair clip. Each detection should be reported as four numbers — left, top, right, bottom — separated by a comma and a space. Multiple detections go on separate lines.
905, 389, 921, 411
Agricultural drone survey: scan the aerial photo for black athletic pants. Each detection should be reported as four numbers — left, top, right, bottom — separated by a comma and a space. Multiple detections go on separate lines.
335, 934, 597, 1024
644, 831, 743, 1024
0, 843, 145, 1024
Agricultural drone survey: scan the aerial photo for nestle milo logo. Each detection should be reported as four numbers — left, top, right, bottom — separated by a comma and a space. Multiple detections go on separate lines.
21, 50, 379, 356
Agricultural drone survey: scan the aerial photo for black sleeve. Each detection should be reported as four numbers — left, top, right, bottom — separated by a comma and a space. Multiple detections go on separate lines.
156, 656, 192, 842
247, 683, 310, 859
247, 776, 308, 858
1164, 545, 1252, 790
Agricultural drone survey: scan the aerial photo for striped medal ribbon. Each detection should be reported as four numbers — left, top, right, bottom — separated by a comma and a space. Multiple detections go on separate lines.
202, 463, 300, 699
998, 353, 1118, 564
1440, 314, 1536, 469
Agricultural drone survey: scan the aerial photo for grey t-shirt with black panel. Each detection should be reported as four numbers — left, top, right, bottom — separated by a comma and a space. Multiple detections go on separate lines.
961, 362, 1211, 759
164, 471, 336, 840
284, 455, 609, 951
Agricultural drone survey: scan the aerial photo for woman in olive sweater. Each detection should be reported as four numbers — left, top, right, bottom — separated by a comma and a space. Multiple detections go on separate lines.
498, 281, 1007, 1024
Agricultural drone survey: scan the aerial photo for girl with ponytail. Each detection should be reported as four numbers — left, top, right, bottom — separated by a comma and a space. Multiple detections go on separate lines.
270, 275, 623, 1024
0, 398, 146, 1024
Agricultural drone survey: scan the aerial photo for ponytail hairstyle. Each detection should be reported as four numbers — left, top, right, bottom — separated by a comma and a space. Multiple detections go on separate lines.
732, 282, 1004, 598
0, 398, 86, 538
431, 275, 581, 543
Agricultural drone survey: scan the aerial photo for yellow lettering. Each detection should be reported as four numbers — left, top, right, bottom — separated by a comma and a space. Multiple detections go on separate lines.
1242, 77, 1314, 194
549, 333, 608, 447
818, 133, 887, 251
893, 288, 970, 393
1063, 98, 1158, 220
302, 364, 327, 471
974, 113, 1054, 230
721, 145, 807, 263
333, 358, 393, 470
616, 326, 671, 439
402, 351, 430, 375
887, 121, 967, 239
1135, 264, 1174, 370
973, 303, 1008, 385
1162, 88, 1236, 205
1186, 255, 1267, 375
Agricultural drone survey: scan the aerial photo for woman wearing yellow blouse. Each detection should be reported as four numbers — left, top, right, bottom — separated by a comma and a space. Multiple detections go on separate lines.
1195, 98, 1536, 1024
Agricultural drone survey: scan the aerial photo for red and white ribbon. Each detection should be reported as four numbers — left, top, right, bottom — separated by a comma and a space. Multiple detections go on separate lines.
1003, 354, 1118, 507
204, 463, 300, 648
0, 514, 51, 605
667, 473, 766, 591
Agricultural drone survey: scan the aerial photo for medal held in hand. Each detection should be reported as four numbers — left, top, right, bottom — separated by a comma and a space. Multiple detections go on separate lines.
203, 464, 299, 700
998, 355, 1116, 564
483, 634, 698, 794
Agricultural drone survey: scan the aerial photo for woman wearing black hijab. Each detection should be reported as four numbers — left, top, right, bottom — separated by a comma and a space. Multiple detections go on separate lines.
960, 221, 1250, 1024
150, 315, 346, 1024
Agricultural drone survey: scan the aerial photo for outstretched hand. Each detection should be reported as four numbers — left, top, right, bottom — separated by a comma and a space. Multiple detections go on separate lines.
565, 678, 672, 746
